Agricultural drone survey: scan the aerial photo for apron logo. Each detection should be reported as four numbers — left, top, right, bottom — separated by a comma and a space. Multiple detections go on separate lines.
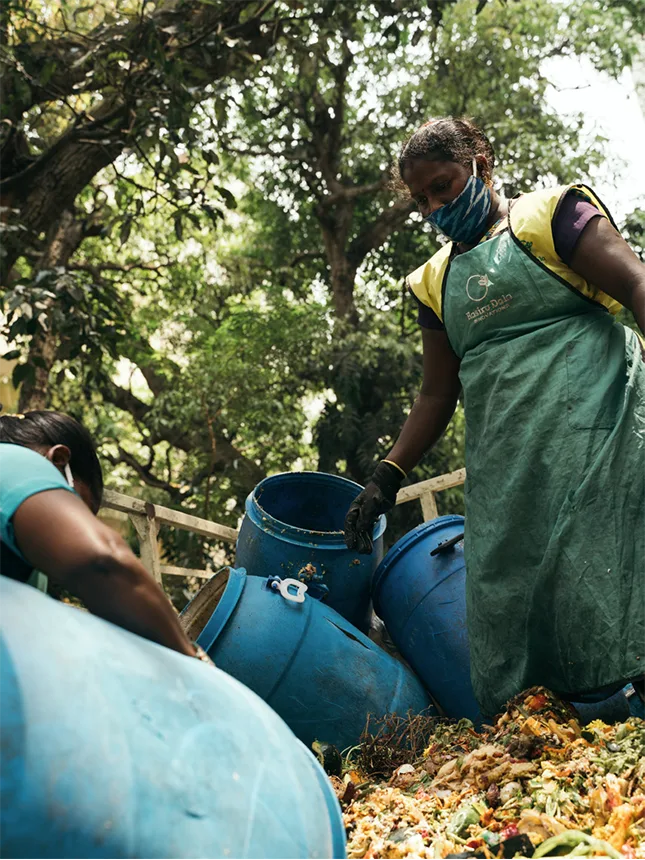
466, 274, 490, 302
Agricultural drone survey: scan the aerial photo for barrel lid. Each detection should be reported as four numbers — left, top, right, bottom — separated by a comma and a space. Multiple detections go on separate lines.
196, 567, 247, 653
372, 515, 465, 610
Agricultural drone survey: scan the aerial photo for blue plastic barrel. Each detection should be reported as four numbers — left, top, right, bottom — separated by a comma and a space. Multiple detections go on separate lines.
372, 515, 482, 723
235, 472, 386, 633
373, 515, 633, 726
627, 685, 645, 719
182, 567, 434, 751
0, 576, 345, 860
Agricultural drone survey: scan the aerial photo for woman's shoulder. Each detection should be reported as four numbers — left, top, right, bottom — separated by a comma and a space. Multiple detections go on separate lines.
0, 443, 73, 517
510, 184, 567, 229
511, 184, 615, 233
0, 442, 75, 567
0, 441, 61, 474
407, 242, 452, 294
509, 184, 621, 315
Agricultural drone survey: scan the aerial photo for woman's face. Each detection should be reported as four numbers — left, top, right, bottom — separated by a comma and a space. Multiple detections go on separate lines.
402, 158, 473, 219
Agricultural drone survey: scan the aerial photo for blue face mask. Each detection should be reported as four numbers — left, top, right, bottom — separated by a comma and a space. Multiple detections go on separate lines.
425, 158, 492, 244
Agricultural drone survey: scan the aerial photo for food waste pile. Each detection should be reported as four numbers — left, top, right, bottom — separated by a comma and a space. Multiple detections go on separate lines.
325, 688, 644, 859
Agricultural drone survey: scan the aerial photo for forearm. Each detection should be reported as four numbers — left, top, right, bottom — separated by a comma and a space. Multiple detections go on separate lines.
344, 343, 459, 553
68, 556, 196, 656
14, 493, 196, 657
386, 391, 458, 474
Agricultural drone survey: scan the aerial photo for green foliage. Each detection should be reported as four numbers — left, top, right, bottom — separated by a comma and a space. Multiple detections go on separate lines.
623, 208, 645, 261
4, 266, 129, 391
217, 0, 643, 504
3, 0, 644, 573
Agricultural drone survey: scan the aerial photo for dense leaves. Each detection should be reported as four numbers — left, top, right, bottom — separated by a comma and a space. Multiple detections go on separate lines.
2, 0, 644, 578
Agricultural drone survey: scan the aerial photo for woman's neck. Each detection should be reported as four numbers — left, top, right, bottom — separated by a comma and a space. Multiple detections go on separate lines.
456, 190, 508, 253
487, 190, 508, 226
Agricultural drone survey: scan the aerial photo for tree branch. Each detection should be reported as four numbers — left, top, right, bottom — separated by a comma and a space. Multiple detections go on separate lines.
99, 377, 266, 490
347, 197, 416, 267
0, 100, 129, 194
6, 0, 279, 116
113, 445, 182, 496
69, 261, 166, 275
99, 379, 151, 424
320, 174, 390, 207
2, 0, 286, 278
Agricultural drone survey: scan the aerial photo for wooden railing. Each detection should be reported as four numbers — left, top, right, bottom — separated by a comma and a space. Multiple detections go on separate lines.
394, 467, 466, 521
102, 490, 238, 584
102, 467, 466, 585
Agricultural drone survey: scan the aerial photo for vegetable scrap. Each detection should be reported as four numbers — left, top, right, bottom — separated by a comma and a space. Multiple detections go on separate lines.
330, 687, 645, 858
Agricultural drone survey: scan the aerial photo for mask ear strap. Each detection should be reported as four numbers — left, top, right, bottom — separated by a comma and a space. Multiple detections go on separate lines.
64, 463, 74, 489
472, 157, 477, 178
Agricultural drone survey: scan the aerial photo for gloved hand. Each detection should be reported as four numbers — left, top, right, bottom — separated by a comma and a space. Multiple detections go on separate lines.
344, 460, 405, 554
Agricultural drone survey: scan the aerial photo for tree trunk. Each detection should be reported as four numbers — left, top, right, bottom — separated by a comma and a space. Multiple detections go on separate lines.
18, 334, 57, 412
18, 210, 86, 411
329, 256, 359, 324
318, 202, 359, 324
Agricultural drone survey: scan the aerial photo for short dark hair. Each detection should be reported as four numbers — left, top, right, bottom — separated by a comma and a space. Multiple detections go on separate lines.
398, 117, 496, 183
0, 410, 103, 506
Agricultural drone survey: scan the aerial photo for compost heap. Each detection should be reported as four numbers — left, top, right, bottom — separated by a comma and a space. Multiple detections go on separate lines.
330, 688, 645, 859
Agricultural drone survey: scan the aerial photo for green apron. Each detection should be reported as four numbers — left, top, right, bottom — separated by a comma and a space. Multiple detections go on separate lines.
442, 225, 645, 716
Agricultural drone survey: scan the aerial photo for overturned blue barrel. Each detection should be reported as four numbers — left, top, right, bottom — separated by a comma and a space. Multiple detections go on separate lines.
235, 472, 386, 632
0, 576, 345, 860
372, 515, 633, 726
372, 515, 482, 723
182, 567, 434, 750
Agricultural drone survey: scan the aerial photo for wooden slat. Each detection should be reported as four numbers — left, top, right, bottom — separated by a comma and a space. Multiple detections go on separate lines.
130, 513, 162, 584
103, 489, 148, 515
395, 468, 466, 504
155, 507, 238, 544
160, 565, 212, 580
102, 489, 238, 544
419, 491, 439, 522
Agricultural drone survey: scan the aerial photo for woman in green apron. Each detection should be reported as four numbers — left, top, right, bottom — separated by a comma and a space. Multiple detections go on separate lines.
344, 117, 645, 717
0, 410, 211, 662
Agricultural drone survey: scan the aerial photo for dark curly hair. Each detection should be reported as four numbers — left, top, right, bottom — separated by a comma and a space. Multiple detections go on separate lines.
0, 410, 103, 506
397, 117, 496, 185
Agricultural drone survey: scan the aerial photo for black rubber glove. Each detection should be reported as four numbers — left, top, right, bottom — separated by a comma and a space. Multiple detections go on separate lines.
344, 461, 405, 555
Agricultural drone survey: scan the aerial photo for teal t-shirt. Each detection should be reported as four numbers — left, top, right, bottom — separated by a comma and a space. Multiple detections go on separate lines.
0, 443, 75, 581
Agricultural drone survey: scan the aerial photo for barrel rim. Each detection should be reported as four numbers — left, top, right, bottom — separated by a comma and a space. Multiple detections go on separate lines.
371, 514, 465, 610
246, 471, 386, 545
195, 567, 247, 653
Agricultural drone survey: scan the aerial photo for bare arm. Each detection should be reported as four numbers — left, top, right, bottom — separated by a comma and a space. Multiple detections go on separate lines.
344, 328, 461, 553
569, 216, 645, 337
13, 490, 195, 657
387, 328, 461, 472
